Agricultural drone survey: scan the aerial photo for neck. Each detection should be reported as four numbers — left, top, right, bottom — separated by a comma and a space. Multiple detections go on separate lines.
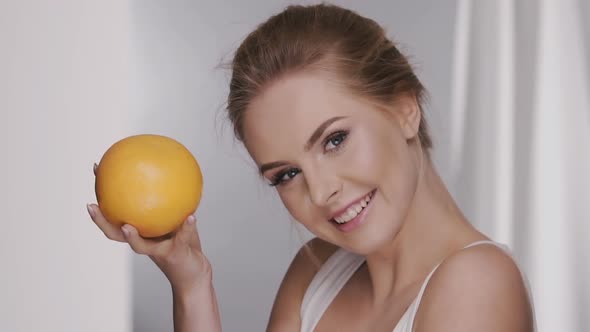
364, 160, 484, 306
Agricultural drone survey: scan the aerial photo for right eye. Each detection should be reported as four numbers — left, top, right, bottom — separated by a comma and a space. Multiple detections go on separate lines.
269, 168, 300, 187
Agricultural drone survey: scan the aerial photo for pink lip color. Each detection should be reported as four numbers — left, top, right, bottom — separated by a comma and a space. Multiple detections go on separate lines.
329, 193, 368, 220
334, 190, 375, 233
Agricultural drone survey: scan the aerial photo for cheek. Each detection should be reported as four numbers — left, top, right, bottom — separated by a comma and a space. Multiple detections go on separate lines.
277, 183, 333, 233
345, 125, 406, 182
354, 125, 418, 210
277, 189, 312, 225
380, 150, 419, 225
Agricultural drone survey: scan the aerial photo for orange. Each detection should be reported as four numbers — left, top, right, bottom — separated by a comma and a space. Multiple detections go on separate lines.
95, 134, 203, 238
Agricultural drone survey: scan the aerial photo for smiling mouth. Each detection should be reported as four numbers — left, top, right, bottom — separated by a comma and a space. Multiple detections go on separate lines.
330, 190, 375, 224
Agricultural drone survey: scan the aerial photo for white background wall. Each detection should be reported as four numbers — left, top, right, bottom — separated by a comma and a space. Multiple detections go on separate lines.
0, 1, 138, 331
0, 1, 456, 331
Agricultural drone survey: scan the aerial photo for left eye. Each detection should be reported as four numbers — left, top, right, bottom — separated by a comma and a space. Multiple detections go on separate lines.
325, 131, 348, 151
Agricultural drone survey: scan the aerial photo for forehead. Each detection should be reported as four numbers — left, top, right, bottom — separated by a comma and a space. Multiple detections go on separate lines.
242, 73, 358, 162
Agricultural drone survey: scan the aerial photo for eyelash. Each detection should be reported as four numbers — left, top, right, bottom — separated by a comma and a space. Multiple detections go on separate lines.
269, 130, 349, 187
269, 168, 300, 187
324, 130, 348, 153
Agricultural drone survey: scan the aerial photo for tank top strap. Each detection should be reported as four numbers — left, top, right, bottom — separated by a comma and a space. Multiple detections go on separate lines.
299, 241, 536, 332
300, 248, 365, 332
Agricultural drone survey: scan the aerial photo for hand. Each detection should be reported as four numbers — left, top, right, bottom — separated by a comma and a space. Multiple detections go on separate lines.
87, 163, 212, 294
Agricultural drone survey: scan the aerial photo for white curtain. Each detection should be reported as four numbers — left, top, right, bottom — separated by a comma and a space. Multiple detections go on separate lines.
449, 0, 590, 331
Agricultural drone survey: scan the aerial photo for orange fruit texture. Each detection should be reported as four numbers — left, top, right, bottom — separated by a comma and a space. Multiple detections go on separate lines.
95, 134, 203, 238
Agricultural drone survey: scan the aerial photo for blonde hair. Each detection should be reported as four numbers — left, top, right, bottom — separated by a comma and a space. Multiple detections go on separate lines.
226, 3, 432, 151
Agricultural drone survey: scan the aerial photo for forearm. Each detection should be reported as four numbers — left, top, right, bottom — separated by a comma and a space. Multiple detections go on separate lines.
172, 281, 222, 332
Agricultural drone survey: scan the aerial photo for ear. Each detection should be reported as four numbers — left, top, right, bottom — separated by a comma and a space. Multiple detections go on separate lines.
394, 95, 421, 140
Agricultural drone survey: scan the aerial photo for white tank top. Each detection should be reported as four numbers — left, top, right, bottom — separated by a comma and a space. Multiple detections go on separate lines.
299, 240, 536, 332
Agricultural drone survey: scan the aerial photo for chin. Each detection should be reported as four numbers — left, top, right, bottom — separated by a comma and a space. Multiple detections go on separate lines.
343, 226, 401, 256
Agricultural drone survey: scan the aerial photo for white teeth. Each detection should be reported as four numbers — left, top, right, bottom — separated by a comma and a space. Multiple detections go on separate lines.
343, 212, 352, 222
343, 208, 357, 222
348, 205, 359, 215
333, 192, 374, 225
344, 209, 353, 219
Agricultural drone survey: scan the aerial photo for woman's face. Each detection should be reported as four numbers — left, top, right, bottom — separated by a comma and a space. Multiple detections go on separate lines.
242, 72, 422, 254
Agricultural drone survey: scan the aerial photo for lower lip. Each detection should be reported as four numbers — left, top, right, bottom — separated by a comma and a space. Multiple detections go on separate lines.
334, 191, 375, 233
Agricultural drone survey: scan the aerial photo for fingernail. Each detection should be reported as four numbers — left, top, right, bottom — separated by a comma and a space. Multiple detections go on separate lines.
121, 225, 130, 238
187, 215, 195, 225
86, 204, 95, 218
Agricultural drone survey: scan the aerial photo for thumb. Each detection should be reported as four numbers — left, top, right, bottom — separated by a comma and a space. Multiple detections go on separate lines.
177, 215, 202, 251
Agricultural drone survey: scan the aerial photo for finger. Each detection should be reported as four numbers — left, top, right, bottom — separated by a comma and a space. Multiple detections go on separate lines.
122, 224, 160, 255
93, 163, 98, 176
188, 216, 203, 251
87, 203, 126, 242
176, 215, 198, 247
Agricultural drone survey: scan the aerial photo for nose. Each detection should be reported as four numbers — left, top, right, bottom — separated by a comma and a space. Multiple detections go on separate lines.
305, 167, 341, 207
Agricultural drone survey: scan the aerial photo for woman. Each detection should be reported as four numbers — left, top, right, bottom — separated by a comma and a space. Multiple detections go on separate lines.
87, 4, 535, 331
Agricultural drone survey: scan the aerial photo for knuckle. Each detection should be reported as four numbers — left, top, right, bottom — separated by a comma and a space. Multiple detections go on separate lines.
103, 231, 114, 240
129, 244, 146, 255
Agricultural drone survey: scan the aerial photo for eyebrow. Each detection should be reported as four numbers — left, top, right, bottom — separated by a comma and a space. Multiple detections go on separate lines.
259, 160, 289, 175
258, 116, 347, 175
304, 116, 347, 152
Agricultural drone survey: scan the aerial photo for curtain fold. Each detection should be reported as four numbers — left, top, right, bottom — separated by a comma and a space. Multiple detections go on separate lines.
450, 0, 590, 331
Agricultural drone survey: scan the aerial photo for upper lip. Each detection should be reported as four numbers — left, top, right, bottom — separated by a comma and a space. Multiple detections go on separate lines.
328, 190, 374, 221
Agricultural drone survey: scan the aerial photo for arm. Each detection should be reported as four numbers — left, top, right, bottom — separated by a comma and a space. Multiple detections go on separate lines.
172, 278, 222, 332
413, 244, 535, 332
87, 202, 222, 332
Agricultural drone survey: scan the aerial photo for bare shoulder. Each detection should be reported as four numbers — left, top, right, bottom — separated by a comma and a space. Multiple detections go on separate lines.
414, 243, 535, 332
266, 237, 339, 332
